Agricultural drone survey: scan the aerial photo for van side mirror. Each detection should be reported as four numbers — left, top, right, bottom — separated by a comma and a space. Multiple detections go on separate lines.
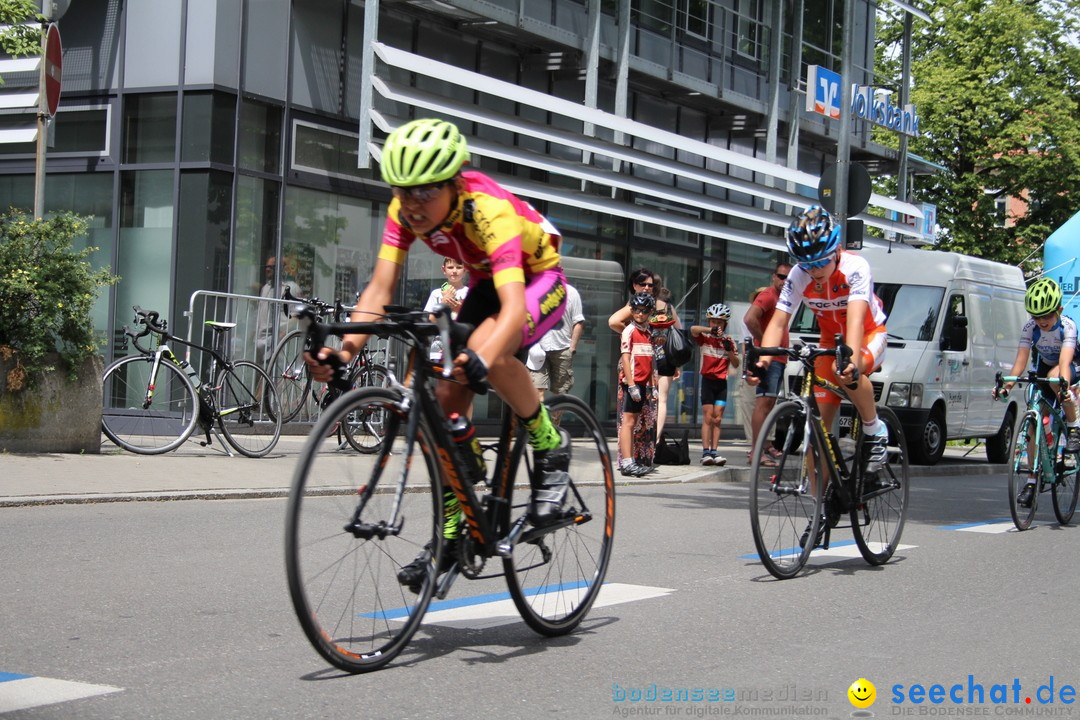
940, 315, 968, 352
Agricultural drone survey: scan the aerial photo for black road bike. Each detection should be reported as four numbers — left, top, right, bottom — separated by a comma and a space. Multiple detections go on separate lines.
284, 304, 616, 672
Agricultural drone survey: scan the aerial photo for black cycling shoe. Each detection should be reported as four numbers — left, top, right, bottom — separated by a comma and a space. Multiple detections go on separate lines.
1017, 482, 1036, 509
799, 515, 827, 549
528, 429, 572, 527
397, 539, 457, 594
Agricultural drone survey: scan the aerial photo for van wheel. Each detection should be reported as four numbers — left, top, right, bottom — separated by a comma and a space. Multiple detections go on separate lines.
912, 408, 946, 465
985, 407, 1015, 464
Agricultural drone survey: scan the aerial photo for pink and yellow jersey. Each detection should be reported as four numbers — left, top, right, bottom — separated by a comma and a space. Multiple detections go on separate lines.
378, 170, 562, 288
776, 251, 886, 346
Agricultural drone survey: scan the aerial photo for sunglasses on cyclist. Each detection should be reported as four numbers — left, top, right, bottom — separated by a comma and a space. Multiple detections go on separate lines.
775, 272, 788, 280
392, 180, 451, 204
797, 257, 833, 271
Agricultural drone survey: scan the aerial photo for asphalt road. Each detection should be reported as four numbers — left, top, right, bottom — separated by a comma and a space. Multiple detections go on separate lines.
3, 472, 1078, 719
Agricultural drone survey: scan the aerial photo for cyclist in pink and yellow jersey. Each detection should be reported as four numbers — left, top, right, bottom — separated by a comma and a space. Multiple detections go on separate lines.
306, 118, 571, 591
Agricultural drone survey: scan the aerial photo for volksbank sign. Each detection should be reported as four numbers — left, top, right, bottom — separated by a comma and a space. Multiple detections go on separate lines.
806, 65, 921, 138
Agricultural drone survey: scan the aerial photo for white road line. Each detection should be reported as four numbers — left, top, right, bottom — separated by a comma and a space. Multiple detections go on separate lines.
0, 675, 121, 715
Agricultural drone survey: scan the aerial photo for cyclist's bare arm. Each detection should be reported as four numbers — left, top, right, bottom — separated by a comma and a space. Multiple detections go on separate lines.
995, 346, 1032, 398
305, 257, 400, 383
841, 298, 869, 381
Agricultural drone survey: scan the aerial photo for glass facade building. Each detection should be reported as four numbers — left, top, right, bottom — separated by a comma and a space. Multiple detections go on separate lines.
0, 0, 919, 431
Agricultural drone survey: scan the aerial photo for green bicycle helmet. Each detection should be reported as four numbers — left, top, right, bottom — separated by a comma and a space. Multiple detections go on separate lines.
1025, 277, 1062, 317
380, 118, 469, 187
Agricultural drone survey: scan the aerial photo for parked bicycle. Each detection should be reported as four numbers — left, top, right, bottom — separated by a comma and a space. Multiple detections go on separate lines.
266, 289, 389, 439
101, 306, 282, 457
745, 338, 910, 579
284, 303, 615, 673
994, 372, 1079, 530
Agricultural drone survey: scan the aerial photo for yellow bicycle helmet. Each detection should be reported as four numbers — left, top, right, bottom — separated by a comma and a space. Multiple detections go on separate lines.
1025, 277, 1062, 317
380, 118, 469, 187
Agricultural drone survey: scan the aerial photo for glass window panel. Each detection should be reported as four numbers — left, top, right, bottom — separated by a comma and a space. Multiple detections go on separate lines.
292, 122, 368, 181
116, 170, 174, 356
123, 94, 176, 164
0, 109, 108, 156
238, 100, 283, 174
181, 91, 237, 164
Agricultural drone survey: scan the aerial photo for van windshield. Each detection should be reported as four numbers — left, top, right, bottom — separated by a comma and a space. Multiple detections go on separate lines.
788, 283, 944, 341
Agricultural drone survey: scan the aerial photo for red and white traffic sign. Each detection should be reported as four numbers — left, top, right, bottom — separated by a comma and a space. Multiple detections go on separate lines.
44, 23, 62, 117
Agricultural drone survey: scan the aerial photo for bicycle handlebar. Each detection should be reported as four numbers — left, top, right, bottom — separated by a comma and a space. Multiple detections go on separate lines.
291, 302, 481, 393
282, 287, 339, 319
993, 370, 1066, 401
744, 334, 858, 386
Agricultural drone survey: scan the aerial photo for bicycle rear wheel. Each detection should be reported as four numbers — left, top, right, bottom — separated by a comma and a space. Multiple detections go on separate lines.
1008, 413, 1039, 530
216, 360, 282, 457
503, 394, 615, 636
101, 355, 198, 454
267, 330, 311, 423
1051, 450, 1078, 525
749, 400, 824, 580
285, 387, 441, 673
343, 363, 390, 453
851, 407, 909, 565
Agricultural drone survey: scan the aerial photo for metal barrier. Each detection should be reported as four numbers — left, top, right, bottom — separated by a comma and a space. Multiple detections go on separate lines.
183, 290, 393, 424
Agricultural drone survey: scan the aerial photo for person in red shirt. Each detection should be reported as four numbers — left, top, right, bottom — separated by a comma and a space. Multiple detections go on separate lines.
690, 303, 740, 466
742, 262, 792, 466
618, 293, 657, 477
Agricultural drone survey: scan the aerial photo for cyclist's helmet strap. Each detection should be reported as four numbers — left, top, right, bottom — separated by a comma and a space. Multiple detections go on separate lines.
706, 303, 731, 320
1025, 277, 1062, 316
381, 118, 470, 187
786, 204, 841, 262
630, 292, 656, 310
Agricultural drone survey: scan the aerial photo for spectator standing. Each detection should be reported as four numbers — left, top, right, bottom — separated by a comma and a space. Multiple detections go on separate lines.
254, 255, 297, 365
618, 292, 658, 477
650, 285, 682, 441
529, 281, 585, 402
424, 257, 469, 361
689, 303, 739, 466
742, 262, 791, 466
609, 268, 678, 469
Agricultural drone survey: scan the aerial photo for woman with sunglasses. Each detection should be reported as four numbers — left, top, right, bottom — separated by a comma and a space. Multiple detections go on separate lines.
750, 205, 890, 483
993, 278, 1079, 506
306, 118, 572, 589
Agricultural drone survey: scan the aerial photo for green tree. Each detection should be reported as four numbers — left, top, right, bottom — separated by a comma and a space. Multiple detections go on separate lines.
0, 0, 42, 59
875, 0, 1080, 268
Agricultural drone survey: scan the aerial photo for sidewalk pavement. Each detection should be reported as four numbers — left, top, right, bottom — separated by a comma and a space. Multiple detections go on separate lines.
0, 434, 1002, 507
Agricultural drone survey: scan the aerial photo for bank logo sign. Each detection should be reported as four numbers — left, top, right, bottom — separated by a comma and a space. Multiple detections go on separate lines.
805, 65, 921, 137
806, 65, 842, 119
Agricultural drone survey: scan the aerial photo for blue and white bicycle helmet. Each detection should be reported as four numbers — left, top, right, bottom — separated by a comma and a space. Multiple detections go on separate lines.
706, 303, 731, 320
786, 205, 841, 263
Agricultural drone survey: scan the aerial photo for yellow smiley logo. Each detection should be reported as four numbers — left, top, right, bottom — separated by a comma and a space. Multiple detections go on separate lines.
848, 678, 876, 709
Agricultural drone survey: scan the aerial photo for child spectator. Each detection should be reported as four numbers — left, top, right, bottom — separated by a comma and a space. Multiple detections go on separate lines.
690, 303, 740, 466
618, 292, 658, 477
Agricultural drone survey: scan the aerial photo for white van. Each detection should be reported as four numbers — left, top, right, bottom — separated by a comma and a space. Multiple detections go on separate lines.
786, 244, 1027, 465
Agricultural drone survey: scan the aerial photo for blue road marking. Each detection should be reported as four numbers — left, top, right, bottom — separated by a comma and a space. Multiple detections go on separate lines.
0, 672, 31, 683
939, 518, 1012, 530
739, 538, 857, 561
359, 579, 592, 620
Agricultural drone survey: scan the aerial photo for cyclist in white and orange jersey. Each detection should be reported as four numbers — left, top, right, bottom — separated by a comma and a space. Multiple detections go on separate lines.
751, 205, 890, 473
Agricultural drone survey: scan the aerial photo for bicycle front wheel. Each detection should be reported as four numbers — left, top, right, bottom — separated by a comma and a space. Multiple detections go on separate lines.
749, 400, 823, 580
851, 407, 909, 565
503, 394, 615, 636
285, 387, 441, 673
1008, 413, 1039, 531
101, 355, 198, 454
216, 360, 282, 457
1051, 449, 1078, 525
267, 330, 311, 423
343, 363, 390, 453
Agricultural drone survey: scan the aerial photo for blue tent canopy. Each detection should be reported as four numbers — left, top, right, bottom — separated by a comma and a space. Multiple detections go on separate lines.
1045, 210, 1080, 315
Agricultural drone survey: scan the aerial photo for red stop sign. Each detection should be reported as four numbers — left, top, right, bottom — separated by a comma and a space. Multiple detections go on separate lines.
44, 23, 62, 117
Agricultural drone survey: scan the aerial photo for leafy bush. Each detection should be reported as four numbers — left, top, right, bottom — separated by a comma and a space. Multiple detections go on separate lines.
0, 210, 118, 389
